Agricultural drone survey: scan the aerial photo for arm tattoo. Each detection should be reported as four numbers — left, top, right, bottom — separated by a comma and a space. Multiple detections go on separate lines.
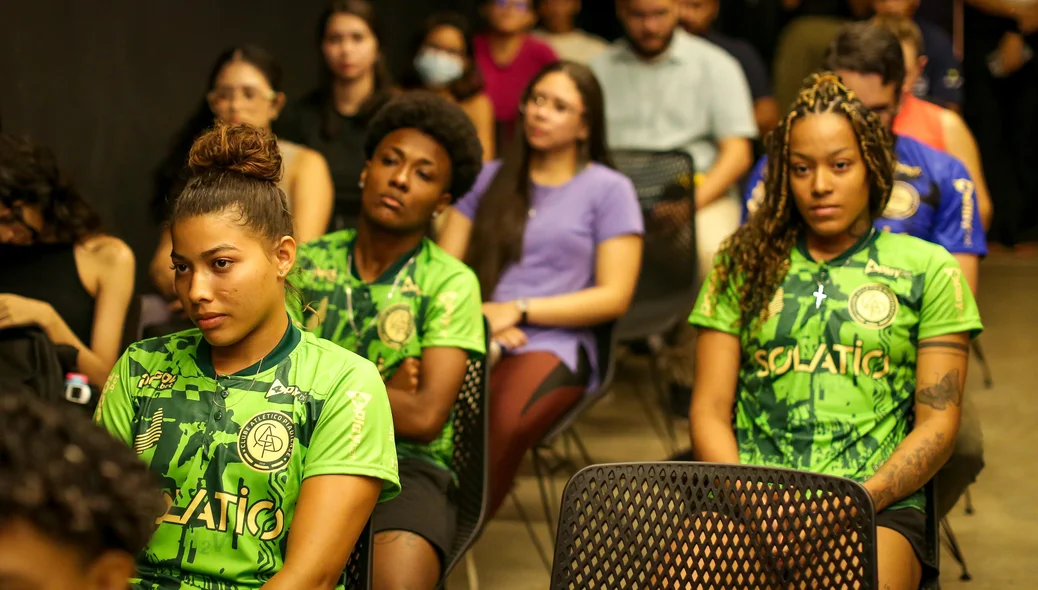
871, 431, 948, 512
916, 369, 962, 410
918, 341, 970, 354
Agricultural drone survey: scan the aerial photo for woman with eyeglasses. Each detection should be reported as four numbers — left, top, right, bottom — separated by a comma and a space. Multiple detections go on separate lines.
438, 62, 643, 517
474, 0, 559, 148
400, 12, 496, 161
276, 0, 393, 232
150, 45, 334, 310
0, 133, 135, 388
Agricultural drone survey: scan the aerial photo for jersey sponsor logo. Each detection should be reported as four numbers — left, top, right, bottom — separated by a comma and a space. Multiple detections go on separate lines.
95, 374, 122, 424
752, 340, 890, 379
400, 275, 422, 296
748, 179, 765, 216
238, 412, 295, 473
134, 408, 164, 454
895, 162, 922, 179
848, 284, 899, 330
137, 371, 178, 390
882, 181, 921, 220
377, 302, 416, 349
436, 291, 459, 331
265, 379, 307, 402
943, 267, 966, 319
156, 486, 285, 541
953, 178, 975, 247
865, 259, 912, 280
344, 391, 372, 457
310, 267, 339, 282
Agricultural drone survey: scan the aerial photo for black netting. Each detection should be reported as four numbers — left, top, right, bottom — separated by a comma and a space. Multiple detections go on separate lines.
551, 463, 878, 590
441, 318, 491, 580
342, 520, 372, 589
612, 150, 699, 340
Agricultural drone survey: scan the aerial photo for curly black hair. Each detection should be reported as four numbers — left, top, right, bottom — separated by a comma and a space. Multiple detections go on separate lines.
0, 389, 164, 560
0, 133, 102, 243
363, 91, 484, 201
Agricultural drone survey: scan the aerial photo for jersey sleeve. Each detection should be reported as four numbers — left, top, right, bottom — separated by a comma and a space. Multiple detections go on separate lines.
93, 349, 137, 447
931, 158, 987, 256
688, 262, 743, 336
918, 248, 983, 341
303, 360, 401, 502
421, 268, 486, 355
742, 156, 768, 223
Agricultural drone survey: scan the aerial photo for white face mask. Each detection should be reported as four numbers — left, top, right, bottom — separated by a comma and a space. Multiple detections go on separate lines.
414, 49, 465, 88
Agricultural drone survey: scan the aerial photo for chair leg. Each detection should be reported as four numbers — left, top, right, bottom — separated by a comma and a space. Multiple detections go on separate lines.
648, 360, 680, 454
530, 449, 557, 535
464, 552, 480, 590
567, 429, 594, 467
510, 490, 552, 572
637, 362, 676, 454
940, 518, 972, 581
971, 340, 994, 389
964, 487, 975, 515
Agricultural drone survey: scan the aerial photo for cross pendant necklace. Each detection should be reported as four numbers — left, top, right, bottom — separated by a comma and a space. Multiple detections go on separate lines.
813, 283, 828, 309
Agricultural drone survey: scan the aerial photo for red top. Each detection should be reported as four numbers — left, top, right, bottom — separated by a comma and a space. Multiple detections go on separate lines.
893, 93, 946, 152
474, 34, 558, 139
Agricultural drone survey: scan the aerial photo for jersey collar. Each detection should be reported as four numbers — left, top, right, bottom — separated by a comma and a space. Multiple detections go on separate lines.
196, 318, 301, 379
346, 233, 424, 285
795, 228, 879, 265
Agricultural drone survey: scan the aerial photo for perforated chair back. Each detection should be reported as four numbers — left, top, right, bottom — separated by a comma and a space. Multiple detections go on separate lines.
440, 317, 492, 583
342, 520, 372, 589
611, 150, 699, 341
551, 462, 879, 590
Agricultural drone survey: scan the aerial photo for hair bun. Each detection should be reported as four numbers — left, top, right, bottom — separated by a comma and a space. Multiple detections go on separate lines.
188, 123, 282, 183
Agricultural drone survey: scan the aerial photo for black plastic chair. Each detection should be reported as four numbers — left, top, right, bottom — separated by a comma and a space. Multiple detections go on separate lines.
342, 520, 373, 590
438, 318, 492, 589
551, 462, 879, 590
611, 149, 700, 451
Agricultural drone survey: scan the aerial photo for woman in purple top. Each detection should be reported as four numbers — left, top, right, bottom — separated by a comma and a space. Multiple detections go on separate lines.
439, 61, 644, 517
474, 0, 559, 148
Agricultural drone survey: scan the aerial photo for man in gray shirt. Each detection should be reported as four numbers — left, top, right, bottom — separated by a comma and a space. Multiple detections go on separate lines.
591, 0, 757, 279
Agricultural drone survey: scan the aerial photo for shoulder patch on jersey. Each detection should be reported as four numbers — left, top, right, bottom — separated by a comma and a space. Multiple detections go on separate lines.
883, 181, 921, 220
377, 302, 416, 349
848, 283, 899, 329
238, 411, 295, 473
865, 259, 912, 280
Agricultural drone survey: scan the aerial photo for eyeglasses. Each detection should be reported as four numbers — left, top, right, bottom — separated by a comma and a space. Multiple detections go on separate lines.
207, 86, 276, 105
522, 93, 584, 117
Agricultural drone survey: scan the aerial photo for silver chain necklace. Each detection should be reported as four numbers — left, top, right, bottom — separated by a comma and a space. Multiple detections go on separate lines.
344, 250, 418, 336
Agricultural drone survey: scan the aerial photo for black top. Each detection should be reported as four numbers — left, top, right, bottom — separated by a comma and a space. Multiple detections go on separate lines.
0, 243, 95, 344
275, 89, 390, 231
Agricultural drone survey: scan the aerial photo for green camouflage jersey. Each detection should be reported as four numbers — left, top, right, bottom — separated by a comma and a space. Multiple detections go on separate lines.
689, 231, 982, 512
95, 323, 400, 590
291, 230, 485, 475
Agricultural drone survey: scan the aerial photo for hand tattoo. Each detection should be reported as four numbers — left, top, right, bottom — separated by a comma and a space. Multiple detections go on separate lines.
917, 369, 962, 410
870, 431, 947, 512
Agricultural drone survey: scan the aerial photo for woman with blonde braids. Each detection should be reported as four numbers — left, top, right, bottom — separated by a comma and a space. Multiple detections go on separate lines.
688, 72, 982, 588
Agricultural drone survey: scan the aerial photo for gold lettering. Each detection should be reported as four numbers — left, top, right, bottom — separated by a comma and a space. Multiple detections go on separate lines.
862, 350, 885, 377
895, 162, 922, 178
872, 355, 890, 380
178, 489, 208, 526
247, 500, 272, 536
831, 344, 853, 374
793, 345, 812, 372
754, 350, 769, 377
214, 492, 237, 532
235, 487, 249, 536
196, 497, 216, 530
854, 340, 864, 376
246, 500, 285, 541
808, 344, 828, 372
768, 346, 792, 376
156, 492, 176, 525
819, 350, 838, 374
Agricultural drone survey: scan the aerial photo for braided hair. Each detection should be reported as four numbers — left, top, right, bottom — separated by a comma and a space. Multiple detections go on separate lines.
712, 72, 895, 331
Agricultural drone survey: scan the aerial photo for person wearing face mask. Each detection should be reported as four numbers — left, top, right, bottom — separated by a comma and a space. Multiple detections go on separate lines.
401, 12, 496, 161
0, 134, 136, 388
276, 0, 393, 232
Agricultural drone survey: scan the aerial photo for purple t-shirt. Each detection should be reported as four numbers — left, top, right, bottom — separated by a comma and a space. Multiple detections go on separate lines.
454, 161, 644, 389
474, 35, 558, 141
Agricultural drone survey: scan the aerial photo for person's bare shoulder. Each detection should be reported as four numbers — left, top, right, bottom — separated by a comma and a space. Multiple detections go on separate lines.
81, 234, 135, 269
461, 93, 493, 118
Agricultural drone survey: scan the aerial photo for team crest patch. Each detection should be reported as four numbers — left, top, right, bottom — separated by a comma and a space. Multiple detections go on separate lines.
848, 284, 899, 329
883, 181, 920, 220
377, 303, 416, 349
238, 411, 295, 473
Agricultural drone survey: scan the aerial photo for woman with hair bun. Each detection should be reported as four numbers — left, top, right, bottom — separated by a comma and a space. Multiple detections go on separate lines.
96, 123, 400, 590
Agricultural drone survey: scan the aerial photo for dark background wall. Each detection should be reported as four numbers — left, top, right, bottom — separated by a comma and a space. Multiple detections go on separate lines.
0, 0, 477, 288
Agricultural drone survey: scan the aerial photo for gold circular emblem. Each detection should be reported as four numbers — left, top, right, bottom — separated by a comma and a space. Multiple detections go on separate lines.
848, 284, 899, 329
882, 181, 920, 220
238, 411, 295, 473
377, 303, 416, 349
747, 180, 766, 216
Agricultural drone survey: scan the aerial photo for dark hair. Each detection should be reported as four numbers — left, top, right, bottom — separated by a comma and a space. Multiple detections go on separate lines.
400, 12, 485, 103
364, 92, 484, 201
872, 15, 925, 57
316, 0, 393, 140
170, 123, 293, 242
825, 22, 906, 95
0, 133, 102, 243
711, 72, 894, 331
152, 45, 284, 224
465, 61, 611, 297
0, 389, 163, 560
